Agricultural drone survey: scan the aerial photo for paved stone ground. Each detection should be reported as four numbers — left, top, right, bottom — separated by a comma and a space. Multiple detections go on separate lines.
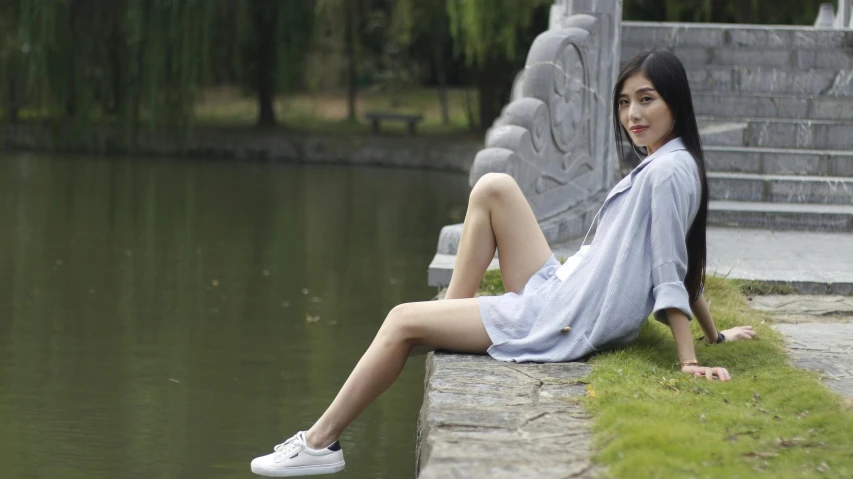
417, 353, 600, 479
749, 295, 853, 398
706, 228, 853, 295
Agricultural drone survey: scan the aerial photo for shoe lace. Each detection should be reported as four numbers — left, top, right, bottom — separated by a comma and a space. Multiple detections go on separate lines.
273, 434, 304, 459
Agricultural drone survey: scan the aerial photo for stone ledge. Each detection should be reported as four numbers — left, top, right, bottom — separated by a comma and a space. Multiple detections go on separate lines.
416, 352, 599, 479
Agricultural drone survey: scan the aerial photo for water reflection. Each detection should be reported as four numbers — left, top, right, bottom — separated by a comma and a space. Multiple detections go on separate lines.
0, 153, 470, 478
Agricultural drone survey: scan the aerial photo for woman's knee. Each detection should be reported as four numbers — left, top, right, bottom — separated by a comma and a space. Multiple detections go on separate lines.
380, 303, 423, 344
470, 173, 520, 207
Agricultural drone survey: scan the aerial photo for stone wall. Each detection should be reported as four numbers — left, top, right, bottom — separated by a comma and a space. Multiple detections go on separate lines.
1, 123, 483, 173
416, 352, 598, 478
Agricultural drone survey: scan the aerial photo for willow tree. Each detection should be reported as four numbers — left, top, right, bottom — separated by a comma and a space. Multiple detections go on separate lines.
8, 0, 214, 132
227, 0, 314, 126
0, 0, 24, 121
386, 0, 453, 125
314, 0, 377, 123
446, 0, 550, 130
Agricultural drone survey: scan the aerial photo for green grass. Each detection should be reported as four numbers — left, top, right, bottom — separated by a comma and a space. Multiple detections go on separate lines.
194, 86, 479, 136
477, 269, 506, 296
476, 274, 853, 478
4, 87, 481, 138
730, 279, 796, 296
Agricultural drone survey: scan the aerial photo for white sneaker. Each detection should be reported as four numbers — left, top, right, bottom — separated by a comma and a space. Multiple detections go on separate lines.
251, 431, 345, 477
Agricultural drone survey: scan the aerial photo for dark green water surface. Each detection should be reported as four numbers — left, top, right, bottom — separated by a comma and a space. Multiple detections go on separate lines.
0, 152, 470, 478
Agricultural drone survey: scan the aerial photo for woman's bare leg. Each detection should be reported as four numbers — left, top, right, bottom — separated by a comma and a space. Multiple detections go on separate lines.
303, 299, 488, 449
446, 173, 552, 298
300, 174, 551, 449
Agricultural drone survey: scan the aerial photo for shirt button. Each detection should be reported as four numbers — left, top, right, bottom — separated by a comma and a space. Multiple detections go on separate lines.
560, 326, 571, 334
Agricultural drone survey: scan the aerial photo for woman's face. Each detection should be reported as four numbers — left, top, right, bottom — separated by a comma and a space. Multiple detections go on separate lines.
618, 72, 675, 154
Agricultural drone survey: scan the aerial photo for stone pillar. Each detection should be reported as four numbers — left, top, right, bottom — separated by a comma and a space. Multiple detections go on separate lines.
835, 0, 853, 29
428, 0, 623, 287
815, 3, 836, 28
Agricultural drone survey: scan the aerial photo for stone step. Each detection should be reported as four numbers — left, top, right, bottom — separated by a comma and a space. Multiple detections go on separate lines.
693, 92, 853, 121
704, 146, 853, 177
698, 117, 853, 150
708, 172, 853, 204
687, 67, 853, 97
709, 200, 853, 231
622, 22, 853, 50
698, 121, 749, 147
621, 44, 853, 70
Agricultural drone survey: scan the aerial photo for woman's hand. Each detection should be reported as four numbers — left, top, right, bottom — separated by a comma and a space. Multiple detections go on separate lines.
720, 325, 757, 341
681, 364, 731, 381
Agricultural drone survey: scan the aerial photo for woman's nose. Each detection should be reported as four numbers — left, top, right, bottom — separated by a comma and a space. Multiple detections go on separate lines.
628, 103, 641, 122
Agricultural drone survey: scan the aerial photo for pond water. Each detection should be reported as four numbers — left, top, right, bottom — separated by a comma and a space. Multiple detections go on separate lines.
0, 152, 470, 478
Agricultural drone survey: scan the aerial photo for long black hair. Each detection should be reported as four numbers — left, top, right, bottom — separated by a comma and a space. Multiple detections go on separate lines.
612, 49, 708, 301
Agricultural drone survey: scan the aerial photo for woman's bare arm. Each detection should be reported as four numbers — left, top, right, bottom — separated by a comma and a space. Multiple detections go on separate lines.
690, 294, 718, 342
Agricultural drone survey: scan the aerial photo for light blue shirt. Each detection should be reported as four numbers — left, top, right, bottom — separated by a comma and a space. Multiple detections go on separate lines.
488, 137, 701, 363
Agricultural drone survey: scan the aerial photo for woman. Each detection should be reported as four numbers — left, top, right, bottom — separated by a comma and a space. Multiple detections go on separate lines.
250, 50, 757, 477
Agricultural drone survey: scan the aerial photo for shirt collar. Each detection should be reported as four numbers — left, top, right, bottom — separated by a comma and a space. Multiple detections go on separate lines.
633, 137, 687, 174
603, 137, 688, 204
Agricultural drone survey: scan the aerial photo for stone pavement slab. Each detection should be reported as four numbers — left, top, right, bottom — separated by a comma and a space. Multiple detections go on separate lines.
771, 323, 853, 398
750, 295, 853, 319
706, 227, 853, 295
749, 295, 853, 398
417, 353, 599, 479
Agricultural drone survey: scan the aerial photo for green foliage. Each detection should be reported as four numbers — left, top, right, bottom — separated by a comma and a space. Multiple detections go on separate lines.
586, 276, 853, 477
14, 0, 217, 128
446, 0, 550, 66
0, 0, 836, 131
1, 0, 314, 129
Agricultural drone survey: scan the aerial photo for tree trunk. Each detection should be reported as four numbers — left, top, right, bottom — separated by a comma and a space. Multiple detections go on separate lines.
344, 1, 357, 123
463, 88, 476, 131
254, 0, 277, 127
131, 0, 151, 134
8, 75, 19, 123
732, 0, 754, 23
64, 0, 83, 118
476, 57, 510, 132
107, 28, 124, 115
433, 44, 449, 126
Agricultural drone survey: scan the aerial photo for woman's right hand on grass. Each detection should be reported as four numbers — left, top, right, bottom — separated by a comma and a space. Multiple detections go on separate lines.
681, 364, 731, 381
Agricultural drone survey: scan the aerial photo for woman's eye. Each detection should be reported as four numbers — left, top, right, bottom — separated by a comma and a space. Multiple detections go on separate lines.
618, 99, 629, 106
641, 96, 653, 102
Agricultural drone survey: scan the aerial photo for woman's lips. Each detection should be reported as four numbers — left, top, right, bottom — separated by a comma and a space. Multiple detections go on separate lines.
630, 126, 648, 133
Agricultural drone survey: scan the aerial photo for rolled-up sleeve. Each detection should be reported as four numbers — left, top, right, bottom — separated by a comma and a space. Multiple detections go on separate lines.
649, 175, 693, 325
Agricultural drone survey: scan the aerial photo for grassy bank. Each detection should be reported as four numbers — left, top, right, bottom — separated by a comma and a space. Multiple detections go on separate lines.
194, 86, 479, 136
477, 272, 853, 478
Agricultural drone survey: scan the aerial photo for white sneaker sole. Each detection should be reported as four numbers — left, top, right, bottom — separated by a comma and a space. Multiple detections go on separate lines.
251, 460, 345, 477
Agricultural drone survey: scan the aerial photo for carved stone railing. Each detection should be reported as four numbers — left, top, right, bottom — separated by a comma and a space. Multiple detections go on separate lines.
473, 14, 608, 225
427, 0, 622, 287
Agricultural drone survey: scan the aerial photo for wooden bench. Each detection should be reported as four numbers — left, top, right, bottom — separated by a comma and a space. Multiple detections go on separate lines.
364, 111, 424, 135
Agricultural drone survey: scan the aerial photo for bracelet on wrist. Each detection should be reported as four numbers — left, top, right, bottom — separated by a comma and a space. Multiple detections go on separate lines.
680, 359, 699, 368
696, 331, 727, 344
